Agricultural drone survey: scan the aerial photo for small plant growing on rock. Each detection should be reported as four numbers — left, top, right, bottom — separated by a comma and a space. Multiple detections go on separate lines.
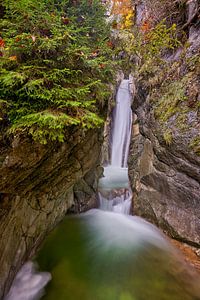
163, 129, 173, 145
189, 137, 200, 156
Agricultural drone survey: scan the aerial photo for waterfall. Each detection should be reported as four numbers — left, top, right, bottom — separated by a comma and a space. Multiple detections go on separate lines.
98, 78, 133, 214
111, 79, 132, 168
6, 78, 133, 300
6, 78, 200, 300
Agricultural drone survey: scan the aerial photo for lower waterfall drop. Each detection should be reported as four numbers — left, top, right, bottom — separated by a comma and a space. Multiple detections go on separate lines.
98, 78, 133, 214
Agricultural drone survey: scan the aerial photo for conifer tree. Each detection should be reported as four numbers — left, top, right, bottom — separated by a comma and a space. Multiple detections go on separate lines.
0, 0, 115, 143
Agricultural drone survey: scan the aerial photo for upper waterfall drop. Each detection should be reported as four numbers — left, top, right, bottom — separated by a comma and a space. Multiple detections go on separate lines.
111, 79, 132, 168
98, 78, 133, 214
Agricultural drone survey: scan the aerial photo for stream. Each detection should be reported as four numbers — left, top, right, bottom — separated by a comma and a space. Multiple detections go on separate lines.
6, 79, 200, 300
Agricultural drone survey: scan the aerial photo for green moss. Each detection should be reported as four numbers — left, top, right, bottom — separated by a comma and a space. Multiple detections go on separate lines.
175, 109, 189, 131
163, 129, 173, 145
154, 81, 187, 122
189, 137, 200, 156
186, 54, 200, 73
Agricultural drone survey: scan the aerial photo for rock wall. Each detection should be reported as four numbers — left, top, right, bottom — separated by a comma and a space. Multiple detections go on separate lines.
129, 96, 200, 247
128, 0, 200, 248
0, 128, 102, 298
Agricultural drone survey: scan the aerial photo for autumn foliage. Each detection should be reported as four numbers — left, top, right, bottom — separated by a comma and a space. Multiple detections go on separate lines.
111, 0, 134, 29
111, 0, 132, 16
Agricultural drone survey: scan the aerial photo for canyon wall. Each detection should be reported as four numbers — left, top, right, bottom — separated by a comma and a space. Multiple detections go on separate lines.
129, 0, 200, 247
0, 128, 102, 298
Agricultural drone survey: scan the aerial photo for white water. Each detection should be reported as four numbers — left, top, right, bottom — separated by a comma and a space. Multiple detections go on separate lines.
7, 77, 194, 300
111, 79, 132, 168
5, 78, 134, 300
99, 79, 133, 214
4, 262, 51, 300
84, 209, 170, 251
98, 166, 129, 190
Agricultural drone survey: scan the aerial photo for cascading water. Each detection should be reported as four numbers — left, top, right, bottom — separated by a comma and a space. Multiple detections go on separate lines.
5, 262, 51, 300
111, 79, 132, 168
98, 78, 133, 214
5, 78, 200, 300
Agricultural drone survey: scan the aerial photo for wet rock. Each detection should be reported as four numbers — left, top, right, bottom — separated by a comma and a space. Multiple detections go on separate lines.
129, 85, 200, 247
0, 128, 102, 298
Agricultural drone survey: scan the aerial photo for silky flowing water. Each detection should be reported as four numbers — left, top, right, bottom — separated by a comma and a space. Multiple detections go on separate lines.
98, 79, 132, 214
6, 79, 200, 300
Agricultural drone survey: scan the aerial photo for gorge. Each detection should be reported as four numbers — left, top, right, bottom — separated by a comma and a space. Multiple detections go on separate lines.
0, 0, 200, 299
6, 77, 200, 300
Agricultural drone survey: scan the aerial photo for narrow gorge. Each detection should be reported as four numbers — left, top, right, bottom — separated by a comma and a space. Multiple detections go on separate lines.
0, 0, 200, 299
6, 76, 200, 300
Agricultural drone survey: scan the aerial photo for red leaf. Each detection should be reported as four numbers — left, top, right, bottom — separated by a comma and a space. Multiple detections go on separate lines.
0, 38, 5, 48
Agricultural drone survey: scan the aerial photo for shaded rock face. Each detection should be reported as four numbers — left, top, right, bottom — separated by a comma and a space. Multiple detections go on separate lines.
128, 0, 200, 249
129, 86, 200, 248
0, 128, 101, 298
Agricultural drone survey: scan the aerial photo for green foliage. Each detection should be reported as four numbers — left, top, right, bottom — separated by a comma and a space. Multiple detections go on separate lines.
112, 3, 199, 155
115, 21, 181, 75
143, 22, 179, 56
186, 53, 200, 73
9, 111, 79, 144
154, 81, 187, 122
9, 110, 103, 144
163, 129, 173, 145
189, 137, 200, 156
0, 0, 115, 143
0, 99, 10, 120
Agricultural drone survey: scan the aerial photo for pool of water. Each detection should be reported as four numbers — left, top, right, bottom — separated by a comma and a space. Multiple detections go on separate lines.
35, 209, 200, 300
